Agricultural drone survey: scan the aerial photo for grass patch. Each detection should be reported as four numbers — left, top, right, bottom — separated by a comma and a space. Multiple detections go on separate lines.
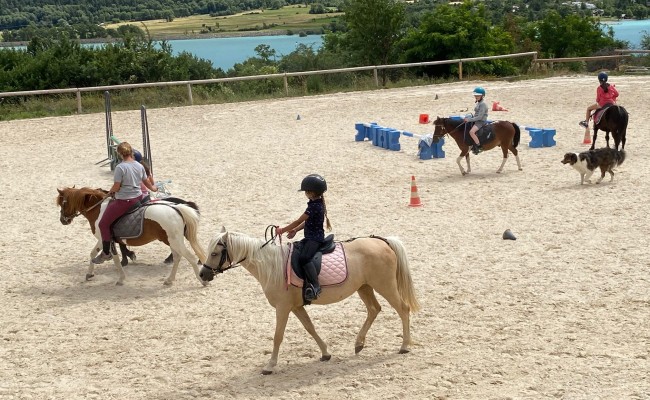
105, 5, 343, 37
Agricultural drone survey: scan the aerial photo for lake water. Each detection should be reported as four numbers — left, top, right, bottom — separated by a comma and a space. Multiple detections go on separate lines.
602, 19, 649, 48
168, 35, 323, 71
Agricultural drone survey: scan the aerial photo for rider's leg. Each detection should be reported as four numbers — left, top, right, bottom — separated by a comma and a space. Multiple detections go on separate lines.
582, 103, 598, 131
298, 240, 321, 300
469, 125, 480, 145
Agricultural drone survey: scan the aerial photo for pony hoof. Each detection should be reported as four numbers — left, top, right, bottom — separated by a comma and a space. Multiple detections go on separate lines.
163, 280, 173, 286
85, 274, 94, 280
120, 259, 128, 267
261, 370, 273, 375
201, 280, 210, 287
128, 253, 136, 262
115, 281, 124, 286
320, 355, 331, 362
398, 349, 410, 354
355, 345, 364, 354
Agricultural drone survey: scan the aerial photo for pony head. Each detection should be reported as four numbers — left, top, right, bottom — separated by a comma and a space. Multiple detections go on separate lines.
56, 187, 106, 225
200, 227, 230, 281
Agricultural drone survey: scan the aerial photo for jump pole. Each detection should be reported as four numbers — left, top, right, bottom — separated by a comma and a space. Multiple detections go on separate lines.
141, 105, 153, 175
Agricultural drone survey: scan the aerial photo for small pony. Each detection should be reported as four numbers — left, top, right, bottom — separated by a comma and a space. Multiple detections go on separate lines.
56, 187, 207, 286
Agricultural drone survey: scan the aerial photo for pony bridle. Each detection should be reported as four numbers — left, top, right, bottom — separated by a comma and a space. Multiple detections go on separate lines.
59, 196, 106, 224
204, 240, 245, 274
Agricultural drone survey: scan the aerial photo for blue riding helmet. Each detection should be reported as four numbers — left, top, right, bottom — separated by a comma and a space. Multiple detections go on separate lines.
598, 72, 608, 83
133, 149, 143, 162
472, 87, 486, 96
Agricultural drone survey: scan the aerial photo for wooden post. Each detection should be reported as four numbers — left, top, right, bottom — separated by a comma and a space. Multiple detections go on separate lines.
284, 75, 289, 96
76, 89, 82, 114
373, 68, 379, 87
458, 61, 463, 80
186, 83, 193, 105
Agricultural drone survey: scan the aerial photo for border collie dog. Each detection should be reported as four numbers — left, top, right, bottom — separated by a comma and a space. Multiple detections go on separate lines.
561, 148, 626, 185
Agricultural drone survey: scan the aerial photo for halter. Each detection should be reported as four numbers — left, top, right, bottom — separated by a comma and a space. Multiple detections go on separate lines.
59, 195, 107, 224
432, 118, 466, 140
202, 226, 280, 274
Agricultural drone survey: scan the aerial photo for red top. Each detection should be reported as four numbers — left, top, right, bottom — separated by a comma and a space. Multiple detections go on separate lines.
596, 84, 618, 107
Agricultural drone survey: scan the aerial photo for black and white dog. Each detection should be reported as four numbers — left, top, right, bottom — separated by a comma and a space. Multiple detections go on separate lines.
561, 147, 626, 185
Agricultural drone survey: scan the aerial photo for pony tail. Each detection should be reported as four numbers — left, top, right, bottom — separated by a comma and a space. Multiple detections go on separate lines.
322, 195, 333, 232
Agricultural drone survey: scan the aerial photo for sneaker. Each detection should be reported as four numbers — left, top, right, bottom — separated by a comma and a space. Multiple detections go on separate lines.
91, 252, 112, 264
471, 144, 481, 155
579, 120, 588, 128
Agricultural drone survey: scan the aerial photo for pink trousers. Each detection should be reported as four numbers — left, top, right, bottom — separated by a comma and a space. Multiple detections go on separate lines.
98, 194, 146, 241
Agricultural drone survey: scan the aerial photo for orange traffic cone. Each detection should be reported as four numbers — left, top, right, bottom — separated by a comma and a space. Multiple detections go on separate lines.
583, 131, 592, 145
408, 175, 422, 207
492, 101, 508, 111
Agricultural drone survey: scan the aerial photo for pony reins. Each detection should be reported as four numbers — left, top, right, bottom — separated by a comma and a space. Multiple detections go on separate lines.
60, 194, 108, 223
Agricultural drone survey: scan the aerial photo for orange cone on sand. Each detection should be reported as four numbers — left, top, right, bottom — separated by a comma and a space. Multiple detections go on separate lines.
583, 131, 592, 145
408, 175, 422, 207
492, 101, 508, 111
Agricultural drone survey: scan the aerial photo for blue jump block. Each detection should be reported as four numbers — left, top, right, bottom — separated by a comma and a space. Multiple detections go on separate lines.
418, 138, 445, 159
543, 128, 556, 147
354, 122, 378, 142
527, 127, 544, 148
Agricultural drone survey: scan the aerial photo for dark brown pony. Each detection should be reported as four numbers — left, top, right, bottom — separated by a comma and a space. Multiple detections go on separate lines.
56, 187, 207, 286
590, 105, 628, 151
432, 116, 523, 176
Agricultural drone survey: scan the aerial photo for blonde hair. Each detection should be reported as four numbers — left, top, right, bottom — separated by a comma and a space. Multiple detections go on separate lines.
116, 142, 133, 158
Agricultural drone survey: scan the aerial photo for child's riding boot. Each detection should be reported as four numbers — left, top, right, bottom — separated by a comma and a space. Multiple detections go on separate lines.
302, 261, 321, 301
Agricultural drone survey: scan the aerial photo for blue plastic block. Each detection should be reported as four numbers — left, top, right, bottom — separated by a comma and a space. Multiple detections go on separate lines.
543, 128, 556, 147
528, 128, 544, 148
354, 123, 367, 141
370, 124, 381, 146
418, 138, 445, 159
387, 129, 401, 151
376, 127, 388, 149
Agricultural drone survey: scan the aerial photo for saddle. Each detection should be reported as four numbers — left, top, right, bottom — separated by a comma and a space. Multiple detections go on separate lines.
464, 123, 494, 146
289, 234, 335, 278
110, 196, 153, 240
593, 104, 614, 126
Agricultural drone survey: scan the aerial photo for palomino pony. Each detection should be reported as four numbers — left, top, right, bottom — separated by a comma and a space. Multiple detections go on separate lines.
432, 116, 522, 175
589, 105, 629, 151
56, 187, 207, 286
199, 227, 420, 375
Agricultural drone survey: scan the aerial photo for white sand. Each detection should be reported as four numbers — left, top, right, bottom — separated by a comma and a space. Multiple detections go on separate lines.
1, 75, 648, 399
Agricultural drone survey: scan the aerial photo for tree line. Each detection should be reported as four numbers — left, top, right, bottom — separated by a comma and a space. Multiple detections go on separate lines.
0, 0, 647, 95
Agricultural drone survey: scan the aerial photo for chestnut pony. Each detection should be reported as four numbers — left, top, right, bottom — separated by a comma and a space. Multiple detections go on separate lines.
56, 187, 207, 286
432, 116, 523, 175
199, 227, 420, 375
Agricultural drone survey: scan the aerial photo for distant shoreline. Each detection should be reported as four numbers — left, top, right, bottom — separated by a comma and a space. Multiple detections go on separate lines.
0, 29, 305, 47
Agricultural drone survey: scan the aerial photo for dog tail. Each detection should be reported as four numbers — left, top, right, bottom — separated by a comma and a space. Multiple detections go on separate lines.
615, 149, 626, 167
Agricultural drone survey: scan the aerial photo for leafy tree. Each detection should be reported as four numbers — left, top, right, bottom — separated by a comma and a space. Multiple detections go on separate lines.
341, 0, 405, 67
522, 11, 621, 57
398, 3, 516, 77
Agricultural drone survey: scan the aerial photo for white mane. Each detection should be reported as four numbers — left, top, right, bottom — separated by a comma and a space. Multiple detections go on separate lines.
213, 231, 287, 289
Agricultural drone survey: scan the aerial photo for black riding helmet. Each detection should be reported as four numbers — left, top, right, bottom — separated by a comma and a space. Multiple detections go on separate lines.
299, 174, 327, 193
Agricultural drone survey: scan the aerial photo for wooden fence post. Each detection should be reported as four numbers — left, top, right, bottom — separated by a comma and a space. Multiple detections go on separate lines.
284, 74, 289, 96
458, 61, 463, 80
76, 89, 82, 114
186, 83, 193, 105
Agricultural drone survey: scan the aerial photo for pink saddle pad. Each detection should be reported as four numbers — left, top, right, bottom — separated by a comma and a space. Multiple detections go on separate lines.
285, 242, 348, 288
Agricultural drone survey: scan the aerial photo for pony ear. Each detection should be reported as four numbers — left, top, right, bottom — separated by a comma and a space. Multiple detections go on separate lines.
220, 226, 226, 233
57, 188, 63, 195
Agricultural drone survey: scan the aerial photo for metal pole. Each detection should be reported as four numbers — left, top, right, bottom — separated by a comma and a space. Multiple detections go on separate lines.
141, 105, 152, 176
104, 91, 113, 159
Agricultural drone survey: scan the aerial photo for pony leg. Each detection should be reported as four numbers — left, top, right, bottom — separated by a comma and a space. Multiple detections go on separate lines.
262, 306, 291, 375
465, 153, 471, 174
590, 128, 598, 151
354, 285, 382, 354
605, 131, 611, 148
496, 146, 509, 173
163, 249, 182, 286
371, 285, 412, 354
456, 155, 467, 175
86, 240, 102, 280
292, 307, 330, 361
165, 235, 204, 286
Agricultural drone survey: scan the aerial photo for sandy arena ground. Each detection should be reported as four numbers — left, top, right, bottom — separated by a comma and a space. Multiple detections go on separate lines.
0, 75, 648, 399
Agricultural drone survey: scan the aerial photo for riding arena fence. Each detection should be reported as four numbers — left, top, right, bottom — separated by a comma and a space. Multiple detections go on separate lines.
0, 51, 639, 114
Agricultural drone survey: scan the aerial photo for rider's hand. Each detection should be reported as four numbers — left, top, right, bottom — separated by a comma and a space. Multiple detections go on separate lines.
287, 229, 296, 239
275, 226, 283, 235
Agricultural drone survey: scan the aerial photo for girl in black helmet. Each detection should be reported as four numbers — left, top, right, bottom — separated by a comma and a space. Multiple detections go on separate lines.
276, 174, 333, 301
